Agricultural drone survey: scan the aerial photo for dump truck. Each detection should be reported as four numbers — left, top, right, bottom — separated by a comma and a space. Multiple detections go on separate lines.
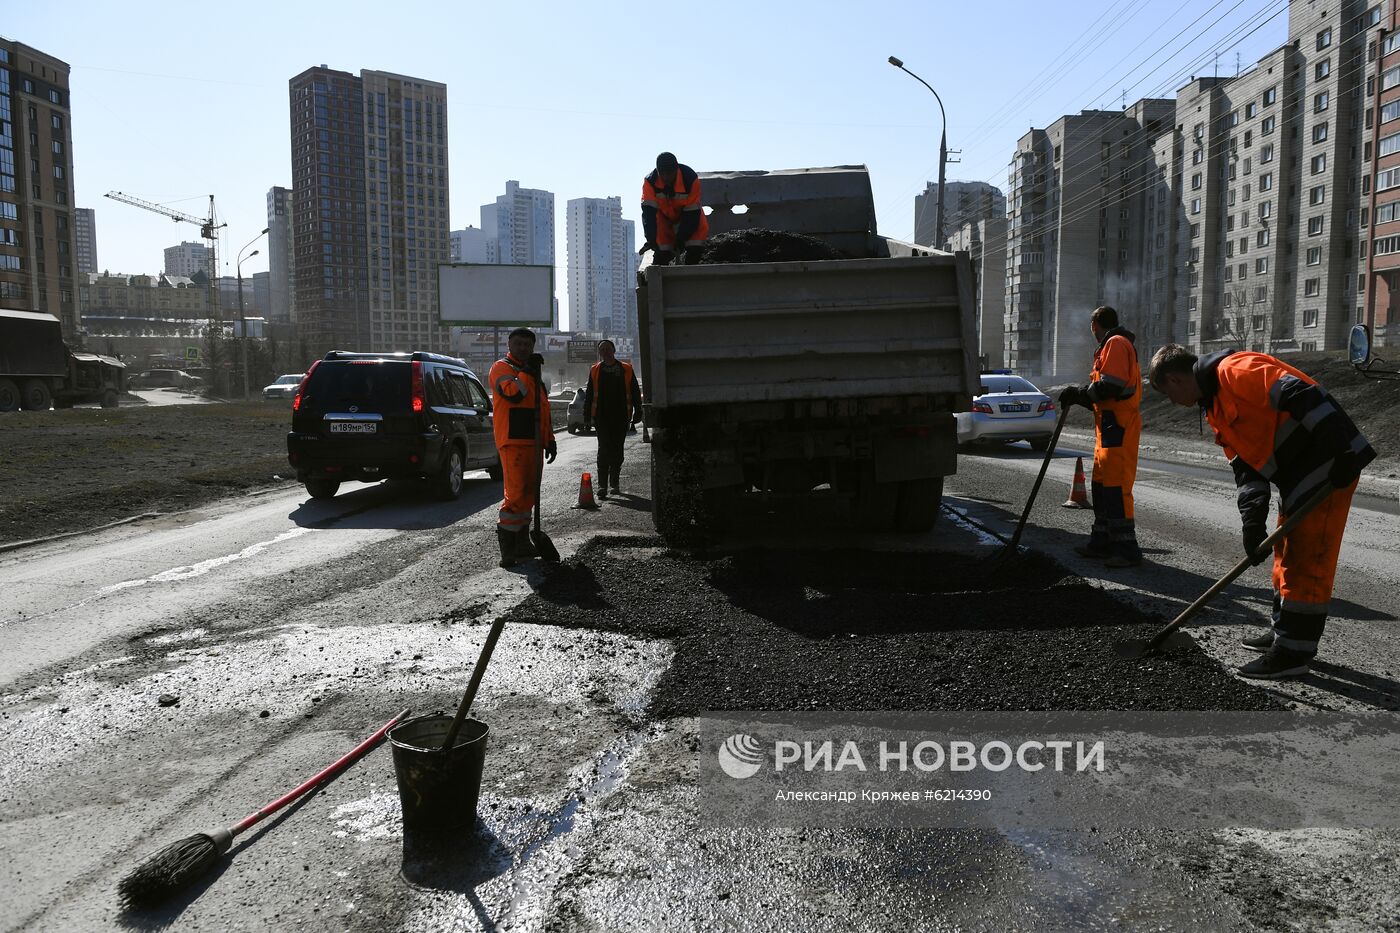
0, 309, 126, 411
637, 165, 978, 537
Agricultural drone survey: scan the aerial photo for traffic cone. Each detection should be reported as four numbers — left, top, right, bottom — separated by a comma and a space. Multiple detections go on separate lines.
1062, 456, 1091, 509
573, 471, 601, 510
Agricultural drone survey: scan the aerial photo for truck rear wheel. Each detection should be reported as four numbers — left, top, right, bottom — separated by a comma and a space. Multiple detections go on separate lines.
20, 380, 52, 411
0, 379, 20, 412
895, 477, 943, 532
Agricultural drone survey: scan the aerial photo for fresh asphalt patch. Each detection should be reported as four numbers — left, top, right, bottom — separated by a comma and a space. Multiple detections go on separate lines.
502, 537, 1279, 715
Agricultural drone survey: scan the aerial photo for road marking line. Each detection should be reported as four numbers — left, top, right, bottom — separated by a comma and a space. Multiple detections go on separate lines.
99, 527, 313, 594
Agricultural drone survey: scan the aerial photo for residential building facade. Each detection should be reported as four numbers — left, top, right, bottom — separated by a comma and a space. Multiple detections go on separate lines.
73, 206, 96, 275
482, 181, 554, 266
566, 196, 636, 343
266, 186, 294, 323
0, 39, 81, 340
947, 216, 1008, 369
164, 240, 213, 279
449, 225, 488, 263
1360, 1, 1400, 347
914, 181, 1006, 249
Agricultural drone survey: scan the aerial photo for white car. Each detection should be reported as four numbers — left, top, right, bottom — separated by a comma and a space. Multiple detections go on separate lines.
263, 373, 305, 400
956, 372, 1058, 451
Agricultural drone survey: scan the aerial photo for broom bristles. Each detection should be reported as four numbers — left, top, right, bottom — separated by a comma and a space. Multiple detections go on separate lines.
118, 833, 222, 907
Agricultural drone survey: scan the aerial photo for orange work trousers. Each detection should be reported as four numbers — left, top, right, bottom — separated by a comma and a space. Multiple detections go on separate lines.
1089, 406, 1142, 561
497, 446, 540, 531
1269, 479, 1357, 654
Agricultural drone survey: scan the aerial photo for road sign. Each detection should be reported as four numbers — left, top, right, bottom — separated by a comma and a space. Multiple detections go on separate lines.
185, 346, 201, 361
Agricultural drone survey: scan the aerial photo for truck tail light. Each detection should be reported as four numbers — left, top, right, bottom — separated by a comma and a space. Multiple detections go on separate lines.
971, 401, 994, 414
411, 361, 425, 413
292, 360, 319, 412
1038, 400, 1055, 412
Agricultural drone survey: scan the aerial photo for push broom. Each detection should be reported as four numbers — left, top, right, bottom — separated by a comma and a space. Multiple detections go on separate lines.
118, 707, 409, 907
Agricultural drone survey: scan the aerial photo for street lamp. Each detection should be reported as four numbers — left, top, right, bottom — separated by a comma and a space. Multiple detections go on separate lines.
237, 227, 270, 399
889, 55, 949, 249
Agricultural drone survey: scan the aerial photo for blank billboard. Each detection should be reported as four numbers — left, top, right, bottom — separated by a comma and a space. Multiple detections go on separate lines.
437, 263, 554, 326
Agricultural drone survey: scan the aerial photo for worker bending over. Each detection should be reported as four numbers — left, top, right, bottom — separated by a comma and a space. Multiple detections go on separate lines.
640, 151, 708, 266
1149, 344, 1374, 679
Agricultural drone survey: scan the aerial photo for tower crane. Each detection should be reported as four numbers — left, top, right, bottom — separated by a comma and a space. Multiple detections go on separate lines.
103, 192, 226, 316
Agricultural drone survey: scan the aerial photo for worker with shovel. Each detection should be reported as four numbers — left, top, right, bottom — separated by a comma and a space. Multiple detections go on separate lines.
1059, 306, 1144, 568
489, 328, 557, 568
582, 339, 643, 498
1148, 344, 1374, 679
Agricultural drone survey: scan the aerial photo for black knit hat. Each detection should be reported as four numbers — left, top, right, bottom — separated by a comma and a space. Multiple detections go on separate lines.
656, 151, 678, 172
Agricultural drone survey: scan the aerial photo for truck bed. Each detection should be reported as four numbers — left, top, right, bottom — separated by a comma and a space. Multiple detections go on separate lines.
639, 253, 978, 409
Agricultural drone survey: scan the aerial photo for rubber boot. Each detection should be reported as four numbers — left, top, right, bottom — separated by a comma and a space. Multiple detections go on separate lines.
610, 467, 621, 496
496, 527, 518, 568
514, 526, 538, 559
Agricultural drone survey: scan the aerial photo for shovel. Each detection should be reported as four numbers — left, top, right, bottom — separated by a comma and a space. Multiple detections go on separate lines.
441, 617, 507, 751
990, 405, 1071, 564
530, 366, 561, 563
1114, 481, 1337, 660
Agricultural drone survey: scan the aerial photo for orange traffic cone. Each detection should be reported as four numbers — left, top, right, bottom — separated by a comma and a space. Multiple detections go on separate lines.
1062, 456, 1091, 509
573, 471, 601, 510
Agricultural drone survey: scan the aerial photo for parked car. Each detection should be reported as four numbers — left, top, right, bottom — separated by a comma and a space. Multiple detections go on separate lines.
129, 369, 204, 390
566, 388, 592, 434
955, 372, 1057, 451
263, 373, 306, 400
286, 350, 502, 501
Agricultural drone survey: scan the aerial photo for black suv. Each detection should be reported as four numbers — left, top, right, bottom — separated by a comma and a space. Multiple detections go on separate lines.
287, 351, 501, 500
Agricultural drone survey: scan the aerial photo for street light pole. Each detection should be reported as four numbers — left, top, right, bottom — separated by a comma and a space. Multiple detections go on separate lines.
237, 227, 269, 400
889, 55, 949, 249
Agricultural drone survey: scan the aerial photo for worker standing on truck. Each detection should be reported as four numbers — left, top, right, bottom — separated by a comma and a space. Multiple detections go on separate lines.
1059, 306, 1144, 569
640, 152, 709, 266
1149, 344, 1374, 679
489, 328, 557, 568
583, 339, 643, 498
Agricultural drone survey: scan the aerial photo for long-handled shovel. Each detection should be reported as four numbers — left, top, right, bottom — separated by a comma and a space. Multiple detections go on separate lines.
990, 406, 1071, 564
441, 617, 507, 752
118, 708, 410, 907
1114, 482, 1337, 660
530, 366, 560, 563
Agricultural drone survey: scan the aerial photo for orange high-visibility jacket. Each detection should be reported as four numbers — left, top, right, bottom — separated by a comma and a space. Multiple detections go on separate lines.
1195, 350, 1374, 520
641, 163, 709, 248
1086, 328, 1140, 413
585, 359, 641, 423
488, 355, 554, 451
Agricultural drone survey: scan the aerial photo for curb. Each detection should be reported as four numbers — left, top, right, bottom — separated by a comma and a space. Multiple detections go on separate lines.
0, 512, 164, 555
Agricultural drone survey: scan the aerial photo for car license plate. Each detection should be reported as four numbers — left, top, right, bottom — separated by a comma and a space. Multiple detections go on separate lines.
1000, 403, 1031, 413
329, 422, 377, 434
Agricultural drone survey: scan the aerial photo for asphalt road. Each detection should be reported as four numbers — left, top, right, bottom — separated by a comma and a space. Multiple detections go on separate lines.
3, 432, 1398, 931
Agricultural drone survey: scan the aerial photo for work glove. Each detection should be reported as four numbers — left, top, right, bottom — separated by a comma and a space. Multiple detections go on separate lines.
1059, 385, 1093, 411
1242, 522, 1270, 566
1328, 450, 1361, 489
544, 439, 557, 464
639, 241, 656, 256
526, 353, 544, 374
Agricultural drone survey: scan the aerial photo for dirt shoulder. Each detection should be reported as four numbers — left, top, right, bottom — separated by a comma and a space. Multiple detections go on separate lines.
0, 402, 294, 546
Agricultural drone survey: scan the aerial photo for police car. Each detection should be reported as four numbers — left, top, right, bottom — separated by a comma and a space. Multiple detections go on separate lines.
955, 370, 1058, 451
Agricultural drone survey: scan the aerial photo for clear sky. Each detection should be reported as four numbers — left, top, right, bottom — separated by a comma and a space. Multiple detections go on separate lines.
7, 0, 1289, 329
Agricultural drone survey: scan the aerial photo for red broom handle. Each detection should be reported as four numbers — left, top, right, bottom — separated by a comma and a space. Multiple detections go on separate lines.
230, 708, 410, 836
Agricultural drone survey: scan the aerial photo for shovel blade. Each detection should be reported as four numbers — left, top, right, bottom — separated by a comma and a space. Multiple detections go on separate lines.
1113, 630, 1195, 660
532, 529, 561, 563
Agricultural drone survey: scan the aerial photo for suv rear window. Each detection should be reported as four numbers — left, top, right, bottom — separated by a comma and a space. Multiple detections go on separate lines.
303, 360, 412, 411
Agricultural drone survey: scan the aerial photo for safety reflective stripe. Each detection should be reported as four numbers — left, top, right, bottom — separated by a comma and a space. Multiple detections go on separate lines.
642, 198, 658, 207
1300, 401, 1337, 431
1097, 373, 1127, 388
1280, 597, 1328, 614
495, 373, 527, 399
1282, 465, 1330, 511
682, 204, 701, 211
498, 508, 531, 525
1273, 633, 1320, 651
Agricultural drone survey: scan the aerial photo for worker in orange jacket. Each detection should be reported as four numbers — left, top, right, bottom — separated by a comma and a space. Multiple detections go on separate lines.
488, 328, 556, 568
1150, 344, 1374, 679
1058, 306, 1144, 568
582, 339, 643, 498
640, 151, 709, 266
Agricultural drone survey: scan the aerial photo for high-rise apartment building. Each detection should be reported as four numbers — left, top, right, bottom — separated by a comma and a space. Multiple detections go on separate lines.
1358, 3, 1399, 347
289, 65, 450, 356
0, 39, 81, 340
73, 206, 96, 275
566, 196, 636, 342
914, 181, 1006, 249
266, 186, 294, 323
450, 226, 488, 263
947, 216, 1008, 369
482, 181, 554, 266
1005, 101, 1174, 381
164, 240, 213, 279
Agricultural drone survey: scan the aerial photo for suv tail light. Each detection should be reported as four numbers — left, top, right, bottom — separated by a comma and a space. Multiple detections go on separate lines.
1038, 399, 1056, 412
971, 401, 994, 414
292, 360, 319, 412
411, 361, 425, 413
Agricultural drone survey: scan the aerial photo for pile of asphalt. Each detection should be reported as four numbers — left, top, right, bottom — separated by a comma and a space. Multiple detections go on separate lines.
697, 229, 846, 264
503, 539, 1279, 716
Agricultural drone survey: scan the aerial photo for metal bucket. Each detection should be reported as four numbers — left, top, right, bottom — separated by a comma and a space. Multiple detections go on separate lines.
388, 714, 489, 832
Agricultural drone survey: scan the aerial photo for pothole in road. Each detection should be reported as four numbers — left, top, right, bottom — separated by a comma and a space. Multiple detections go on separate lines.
504, 539, 1282, 715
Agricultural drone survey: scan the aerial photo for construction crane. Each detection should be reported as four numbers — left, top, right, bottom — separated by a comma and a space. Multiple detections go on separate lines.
103, 192, 226, 314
